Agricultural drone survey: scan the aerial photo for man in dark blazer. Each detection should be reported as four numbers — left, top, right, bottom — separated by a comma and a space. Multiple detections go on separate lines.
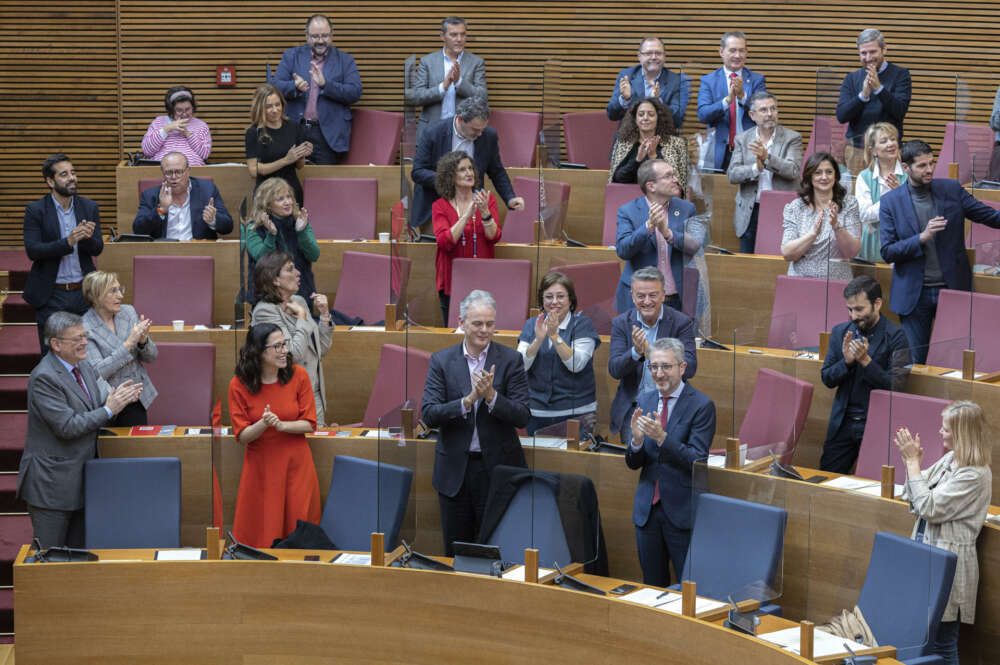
607, 37, 688, 129
274, 14, 362, 164
409, 96, 524, 232
421, 290, 530, 555
615, 159, 702, 313
23, 153, 103, 353
820, 276, 910, 473
880, 140, 1000, 364
626, 337, 715, 586
836, 28, 911, 174
132, 152, 232, 240
18, 311, 142, 548
697, 31, 768, 171
609, 267, 697, 446
404, 17, 488, 140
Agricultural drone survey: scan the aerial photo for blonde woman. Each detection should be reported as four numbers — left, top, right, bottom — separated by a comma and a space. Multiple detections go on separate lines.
855, 122, 907, 262
895, 401, 993, 665
245, 84, 312, 205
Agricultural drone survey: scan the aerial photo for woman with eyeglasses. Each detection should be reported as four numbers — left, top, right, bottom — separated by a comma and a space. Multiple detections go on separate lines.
517, 272, 601, 438
229, 322, 321, 548
80, 270, 158, 426
141, 85, 211, 166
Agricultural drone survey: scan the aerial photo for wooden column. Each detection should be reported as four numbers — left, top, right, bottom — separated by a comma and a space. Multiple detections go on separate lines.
881, 465, 896, 499
370, 533, 385, 566
524, 548, 539, 583
963, 349, 976, 381
818, 331, 830, 361
725, 437, 741, 468
206, 527, 222, 560
384, 304, 398, 331
681, 581, 697, 617
799, 620, 814, 661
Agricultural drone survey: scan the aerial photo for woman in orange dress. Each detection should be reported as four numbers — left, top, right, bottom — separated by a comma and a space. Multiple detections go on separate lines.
228, 322, 321, 547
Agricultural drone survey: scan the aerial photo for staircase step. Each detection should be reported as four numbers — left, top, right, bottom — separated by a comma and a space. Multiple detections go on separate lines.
0, 514, 32, 588
0, 326, 38, 375
0, 415, 25, 472
0, 478, 22, 516
0, 378, 28, 412
2, 293, 32, 324
0, 250, 30, 292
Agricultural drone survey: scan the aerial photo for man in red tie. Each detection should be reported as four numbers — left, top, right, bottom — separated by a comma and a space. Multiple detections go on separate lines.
17, 311, 142, 548
696, 31, 768, 171
625, 337, 716, 587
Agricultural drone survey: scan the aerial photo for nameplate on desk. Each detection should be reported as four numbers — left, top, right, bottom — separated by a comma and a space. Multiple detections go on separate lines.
129, 425, 176, 436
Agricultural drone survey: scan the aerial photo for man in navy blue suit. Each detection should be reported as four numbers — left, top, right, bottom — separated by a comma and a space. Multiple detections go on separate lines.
607, 37, 688, 129
880, 140, 1000, 364
626, 337, 715, 586
615, 159, 702, 314
421, 290, 530, 555
409, 96, 524, 234
23, 154, 103, 353
132, 152, 233, 240
274, 14, 362, 165
609, 267, 697, 446
696, 31, 767, 171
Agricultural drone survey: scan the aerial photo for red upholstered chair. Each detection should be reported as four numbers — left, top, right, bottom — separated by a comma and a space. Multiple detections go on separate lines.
767, 275, 849, 350
737, 368, 814, 464
303, 177, 378, 240
137, 176, 213, 200
967, 199, 1000, 268
855, 390, 950, 482
603, 183, 643, 246
562, 112, 617, 170
933, 122, 995, 185
132, 255, 213, 326
802, 116, 848, 165
926, 288, 1000, 373
332, 251, 411, 325
546, 261, 620, 335
144, 342, 215, 426
361, 344, 433, 427
501, 177, 571, 244
489, 110, 542, 168
447, 258, 532, 330
754, 190, 798, 256
342, 108, 403, 166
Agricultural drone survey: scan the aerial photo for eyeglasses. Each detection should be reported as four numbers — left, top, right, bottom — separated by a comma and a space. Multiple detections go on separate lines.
543, 293, 568, 302
56, 335, 88, 344
647, 363, 677, 373
162, 169, 187, 178
265, 340, 288, 352
639, 50, 664, 57
108, 286, 126, 295
308, 32, 331, 40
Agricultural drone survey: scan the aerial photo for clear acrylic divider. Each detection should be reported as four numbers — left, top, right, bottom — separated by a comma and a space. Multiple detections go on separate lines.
726, 323, 758, 448
805, 490, 932, 662
540, 58, 562, 170
951, 73, 993, 186
972, 238, 1000, 278
376, 401, 418, 555
813, 67, 848, 171
683, 198, 711, 339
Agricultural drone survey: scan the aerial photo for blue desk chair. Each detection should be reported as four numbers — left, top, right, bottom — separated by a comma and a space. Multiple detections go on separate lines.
84, 457, 181, 549
482, 474, 571, 569
679, 493, 787, 613
320, 455, 413, 552
857, 532, 957, 665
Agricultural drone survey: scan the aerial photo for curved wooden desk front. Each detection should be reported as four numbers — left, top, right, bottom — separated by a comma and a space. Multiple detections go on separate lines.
13, 547, 885, 665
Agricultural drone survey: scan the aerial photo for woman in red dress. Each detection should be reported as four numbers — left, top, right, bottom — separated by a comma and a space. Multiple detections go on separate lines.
228, 322, 321, 547
432, 150, 501, 325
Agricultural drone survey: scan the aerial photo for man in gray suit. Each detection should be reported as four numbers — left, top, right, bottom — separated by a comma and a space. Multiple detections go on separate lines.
404, 17, 487, 139
18, 311, 143, 548
727, 92, 802, 254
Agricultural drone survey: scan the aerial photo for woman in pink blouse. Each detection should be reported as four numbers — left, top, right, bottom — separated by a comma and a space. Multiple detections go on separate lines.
141, 86, 211, 166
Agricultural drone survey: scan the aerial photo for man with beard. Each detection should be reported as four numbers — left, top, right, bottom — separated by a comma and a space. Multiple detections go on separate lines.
23, 154, 103, 353
274, 14, 362, 165
819, 275, 910, 473
607, 37, 688, 129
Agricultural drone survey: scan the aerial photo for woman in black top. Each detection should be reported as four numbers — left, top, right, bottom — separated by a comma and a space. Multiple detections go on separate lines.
245, 84, 313, 205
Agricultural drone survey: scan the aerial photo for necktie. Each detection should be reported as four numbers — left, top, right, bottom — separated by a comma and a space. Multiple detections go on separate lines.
652, 396, 671, 505
71, 366, 91, 403
728, 73, 738, 148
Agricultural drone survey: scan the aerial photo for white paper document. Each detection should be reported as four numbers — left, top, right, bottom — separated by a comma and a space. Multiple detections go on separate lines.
501, 565, 555, 581
520, 436, 567, 450
820, 476, 903, 497
707, 454, 726, 468
331, 553, 371, 566
617, 588, 726, 615
155, 549, 203, 561
938, 369, 985, 380
759, 627, 870, 657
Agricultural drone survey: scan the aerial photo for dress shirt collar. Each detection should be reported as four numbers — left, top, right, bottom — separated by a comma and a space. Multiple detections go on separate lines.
443, 47, 464, 63
53, 353, 78, 375
462, 340, 490, 364
635, 305, 665, 331
51, 193, 73, 214
453, 116, 476, 143
723, 66, 744, 80
659, 380, 685, 404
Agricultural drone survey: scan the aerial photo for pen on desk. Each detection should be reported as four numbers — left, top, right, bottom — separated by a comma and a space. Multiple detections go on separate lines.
656, 588, 672, 599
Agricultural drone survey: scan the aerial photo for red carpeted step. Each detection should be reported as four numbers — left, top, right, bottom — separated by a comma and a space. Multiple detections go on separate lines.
0, 415, 25, 472
0, 477, 22, 516
0, 249, 30, 293
0, 514, 32, 589
0, 377, 28, 412
0, 326, 39, 375
0, 589, 11, 636
1, 293, 32, 324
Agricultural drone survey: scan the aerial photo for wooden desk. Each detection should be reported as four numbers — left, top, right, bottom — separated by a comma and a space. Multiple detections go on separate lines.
13, 545, 822, 665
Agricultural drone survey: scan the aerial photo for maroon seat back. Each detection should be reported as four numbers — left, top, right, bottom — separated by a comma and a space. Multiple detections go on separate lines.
362, 344, 432, 427
967, 199, 1000, 267
738, 368, 814, 464
546, 261, 621, 335
603, 183, 643, 246
342, 108, 403, 166
803, 116, 848, 165
145, 342, 215, 426
303, 178, 378, 240
933, 121, 995, 185
132, 255, 214, 326
489, 110, 542, 168
501, 177, 571, 244
333, 251, 411, 325
562, 112, 617, 170
768, 275, 848, 350
447, 258, 532, 330
754, 190, 798, 256
927, 288, 1000, 373
856, 390, 949, 481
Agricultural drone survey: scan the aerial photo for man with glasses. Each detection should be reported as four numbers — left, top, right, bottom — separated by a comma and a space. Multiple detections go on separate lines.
727, 91, 802, 254
609, 267, 697, 447
18, 311, 143, 547
421, 290, 530, 555
625, 336, 715, 586
607, 37, 689, 129
275, 13, 362, 165
24, 153, 103, 353
133, 152, 232, 240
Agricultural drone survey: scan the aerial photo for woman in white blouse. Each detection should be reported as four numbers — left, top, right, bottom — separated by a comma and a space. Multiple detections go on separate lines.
895, 400, 993, 665
854, 122, 907, 262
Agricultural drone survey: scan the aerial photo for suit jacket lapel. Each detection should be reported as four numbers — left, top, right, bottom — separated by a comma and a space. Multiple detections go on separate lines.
452, 344, 473, 399
900, 184, 922, 237
666, 384, 691, 431
49, 354, 93, 408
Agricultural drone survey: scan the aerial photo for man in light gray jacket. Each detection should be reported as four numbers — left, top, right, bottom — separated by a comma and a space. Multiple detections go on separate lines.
18, 311, 142, 547
727, 91, 802, 254
404, 17, 488, 140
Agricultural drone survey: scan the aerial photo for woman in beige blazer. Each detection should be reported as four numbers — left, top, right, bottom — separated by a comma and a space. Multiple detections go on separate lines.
895, 400, 993, 665
250, 251, 333, 426
81, 271, 158, 426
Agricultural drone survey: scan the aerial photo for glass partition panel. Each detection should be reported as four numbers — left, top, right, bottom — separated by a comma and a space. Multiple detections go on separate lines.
540, 58, 563, 170
377, 401, 418, 554
683, 204, 711, 338
813, 67, 848, 171
733, 334, 800, 467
